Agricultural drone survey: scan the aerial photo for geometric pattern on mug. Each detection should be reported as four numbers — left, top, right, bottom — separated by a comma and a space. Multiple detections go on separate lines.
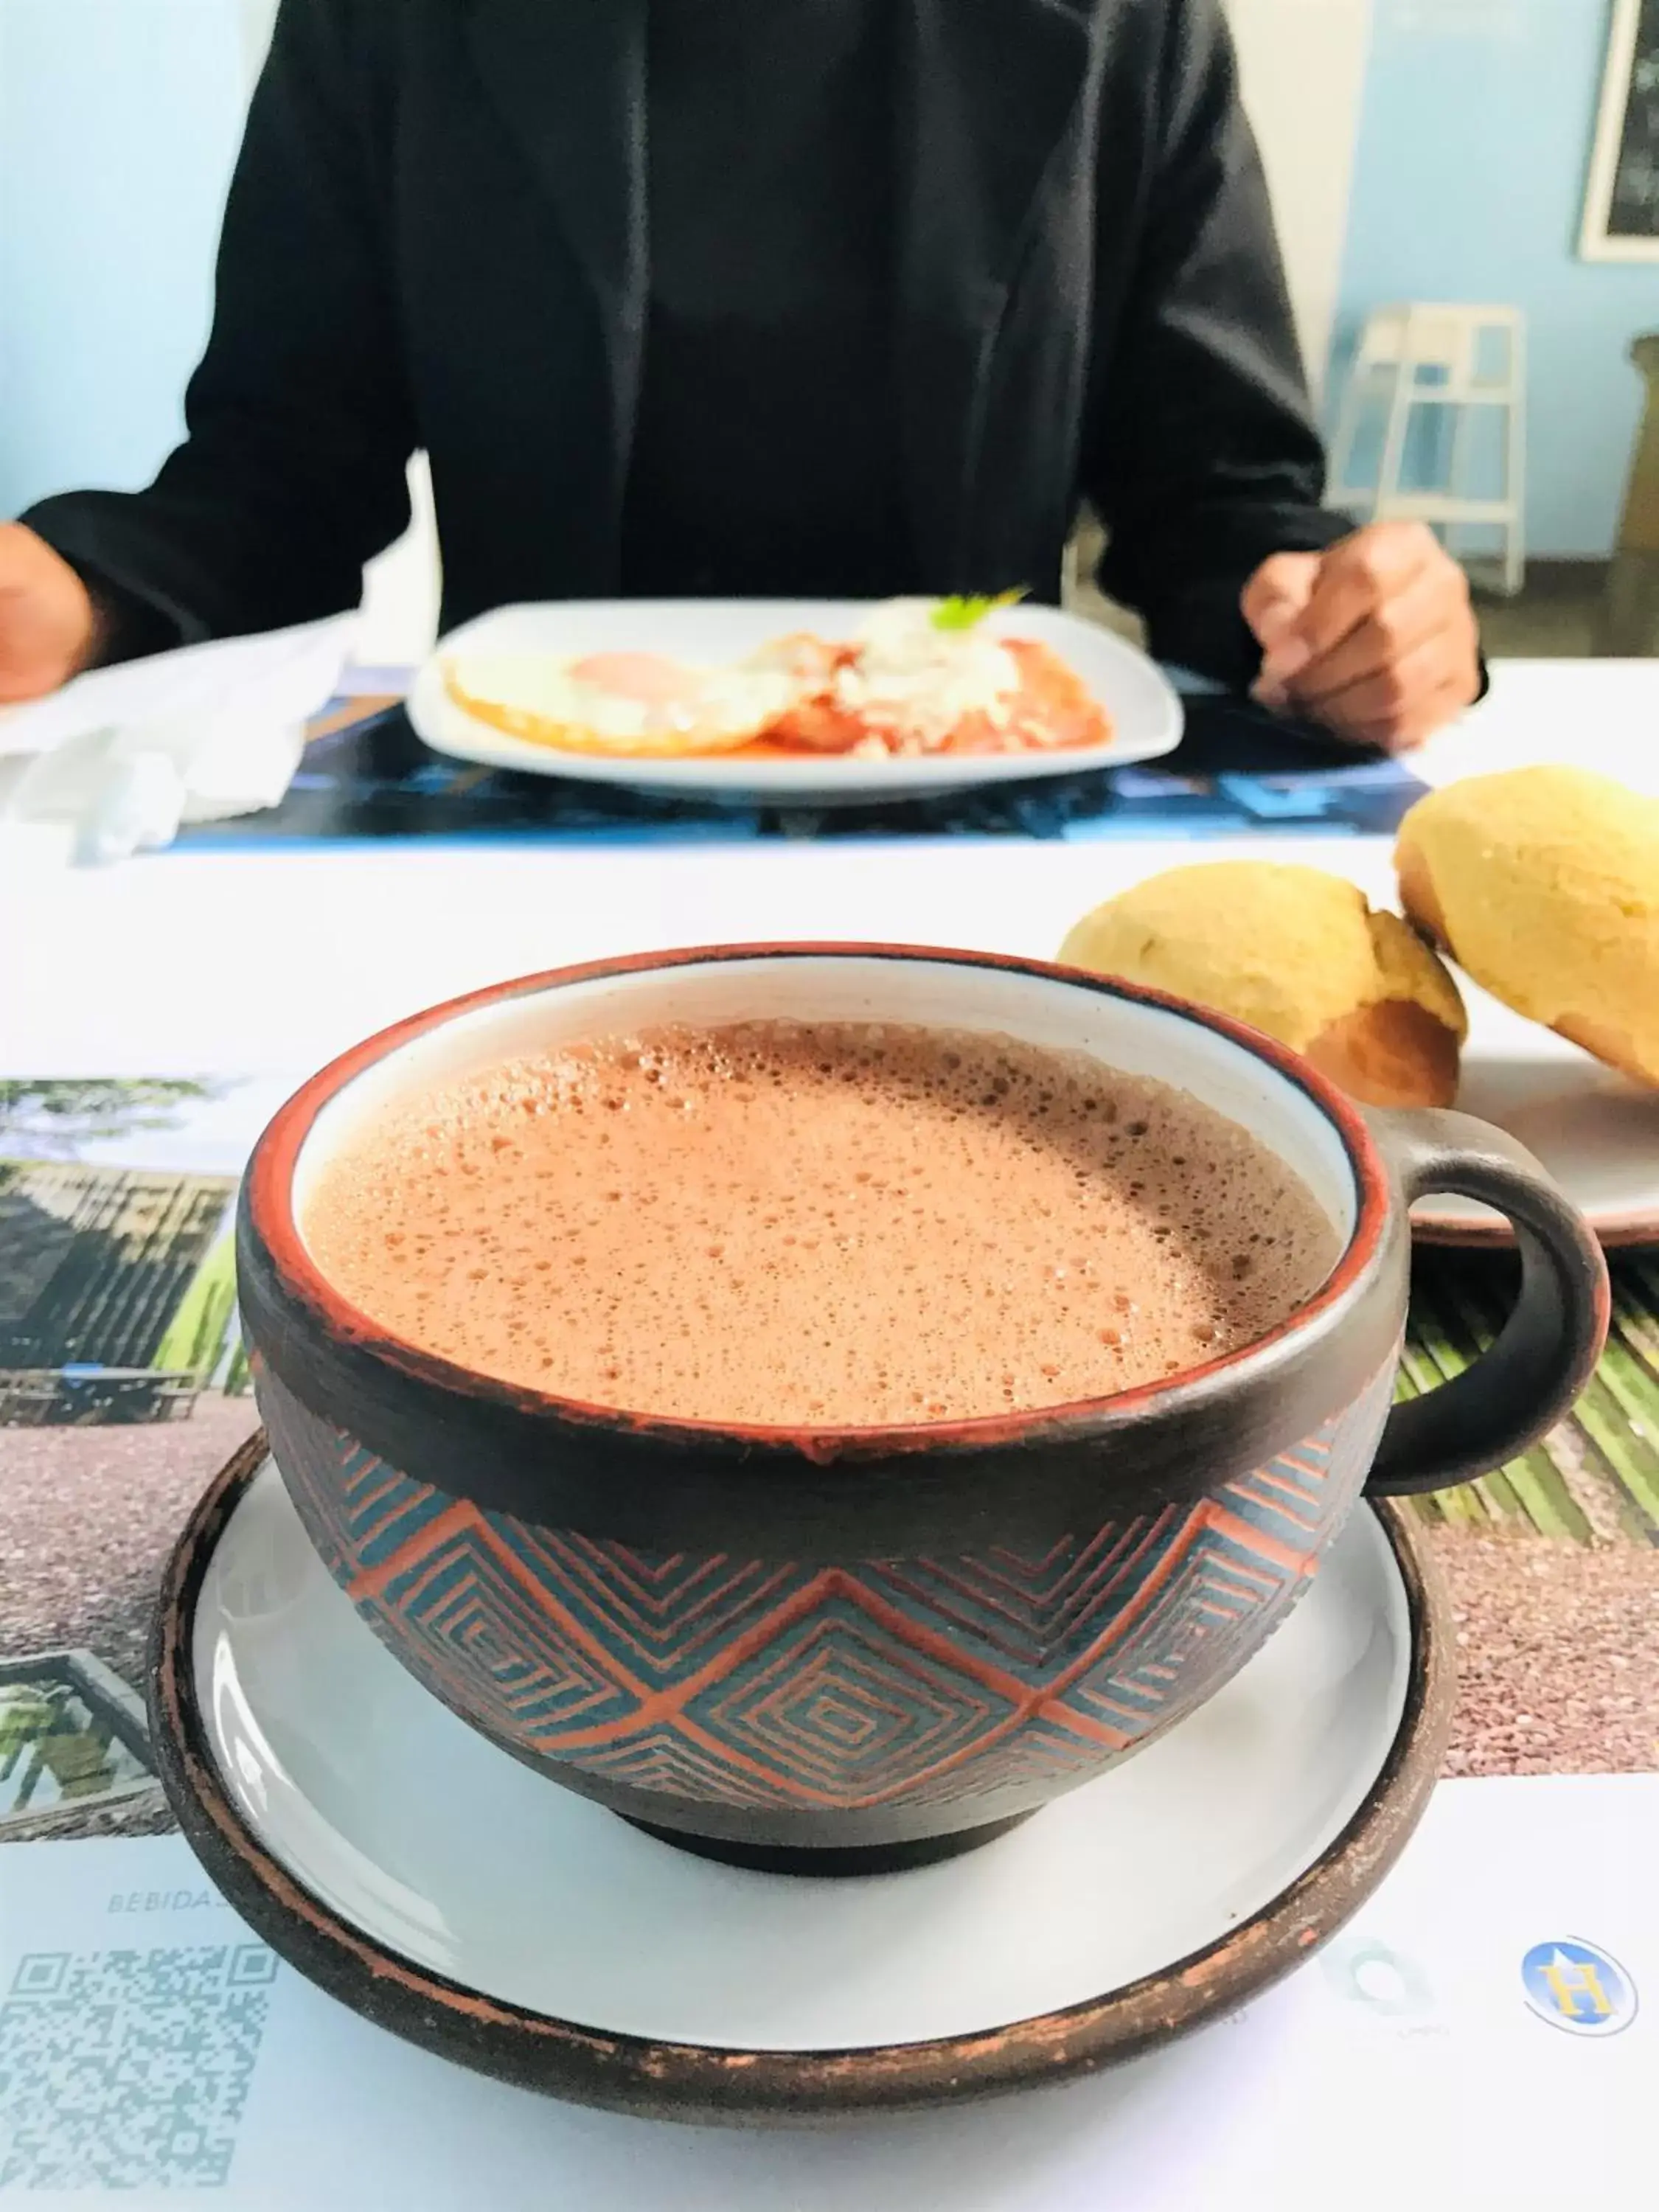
263, 1361, 1390, 1812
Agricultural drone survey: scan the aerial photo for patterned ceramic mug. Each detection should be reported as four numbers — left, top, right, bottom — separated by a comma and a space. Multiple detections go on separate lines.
239, 946, 1607, 1872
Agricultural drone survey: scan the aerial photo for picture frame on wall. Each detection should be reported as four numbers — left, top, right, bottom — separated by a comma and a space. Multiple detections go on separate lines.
1582, 0, 1659, 260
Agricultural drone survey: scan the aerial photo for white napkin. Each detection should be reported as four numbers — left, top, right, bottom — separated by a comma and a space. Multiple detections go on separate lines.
0, 613, 357, 863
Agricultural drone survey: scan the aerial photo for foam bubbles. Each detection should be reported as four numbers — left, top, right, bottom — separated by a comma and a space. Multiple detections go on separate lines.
302, 1022, 1339, 1427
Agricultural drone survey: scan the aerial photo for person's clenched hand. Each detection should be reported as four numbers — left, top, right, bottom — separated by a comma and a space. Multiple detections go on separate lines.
1241, 521, 1480, 751
0, 523, 99, 703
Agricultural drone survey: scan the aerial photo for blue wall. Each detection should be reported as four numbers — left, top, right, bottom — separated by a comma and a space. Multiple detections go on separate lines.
1331, 0, 1658, 559
0, 0, 249, 515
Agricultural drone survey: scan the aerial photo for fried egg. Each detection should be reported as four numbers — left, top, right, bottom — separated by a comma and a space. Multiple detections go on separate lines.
440, 650, 805, 757
836, 599, 1022, 749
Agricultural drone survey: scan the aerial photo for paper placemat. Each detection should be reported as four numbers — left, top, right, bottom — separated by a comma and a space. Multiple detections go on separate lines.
0, 1779, 1652, 2205
169, 693, 1432, 849
1, 1068, 1655, 2200
1, 1071, 1654, 1857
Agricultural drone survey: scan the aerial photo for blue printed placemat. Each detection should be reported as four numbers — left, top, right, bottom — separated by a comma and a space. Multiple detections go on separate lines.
173, 689, 1431, 850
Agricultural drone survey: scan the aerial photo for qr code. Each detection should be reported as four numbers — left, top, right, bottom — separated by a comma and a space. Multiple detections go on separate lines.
0, 1944, 276, 2191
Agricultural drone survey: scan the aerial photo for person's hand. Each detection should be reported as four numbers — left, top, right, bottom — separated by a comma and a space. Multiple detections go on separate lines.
0, 523, 99, 703
1241, 522, 1480, 751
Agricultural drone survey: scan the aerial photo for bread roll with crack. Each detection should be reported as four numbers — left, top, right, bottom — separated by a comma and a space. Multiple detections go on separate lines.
1396, 767, 1659, 1088
1060, 863, 1467, 1108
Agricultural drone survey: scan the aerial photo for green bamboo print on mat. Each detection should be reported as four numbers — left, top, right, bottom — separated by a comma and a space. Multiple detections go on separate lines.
1400, 1251, 1659, 1545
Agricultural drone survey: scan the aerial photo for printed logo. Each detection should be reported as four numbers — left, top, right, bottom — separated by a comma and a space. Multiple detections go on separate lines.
1321, 1938, 1436, 2020
1520, 1939, 1638, 2037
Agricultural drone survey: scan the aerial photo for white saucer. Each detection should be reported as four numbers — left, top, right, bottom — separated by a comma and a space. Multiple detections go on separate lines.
406, 600, 1183, 805
170, 1453, 1433, 2082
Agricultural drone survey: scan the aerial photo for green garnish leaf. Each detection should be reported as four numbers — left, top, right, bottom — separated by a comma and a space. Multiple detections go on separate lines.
930, 588, 1028, 631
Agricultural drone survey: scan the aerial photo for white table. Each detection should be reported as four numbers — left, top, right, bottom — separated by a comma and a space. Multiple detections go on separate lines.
1, 655, 1656, 2208
3, 656, 1655, 1074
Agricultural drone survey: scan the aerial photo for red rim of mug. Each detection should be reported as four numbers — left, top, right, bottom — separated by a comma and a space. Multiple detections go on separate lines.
243, 944, 1395, 1455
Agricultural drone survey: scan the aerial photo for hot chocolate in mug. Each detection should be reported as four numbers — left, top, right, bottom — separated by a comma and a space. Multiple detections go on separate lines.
239, 945, 1608, 1870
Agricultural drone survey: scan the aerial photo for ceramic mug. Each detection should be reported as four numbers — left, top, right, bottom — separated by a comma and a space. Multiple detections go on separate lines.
239, 946, 1608, 1872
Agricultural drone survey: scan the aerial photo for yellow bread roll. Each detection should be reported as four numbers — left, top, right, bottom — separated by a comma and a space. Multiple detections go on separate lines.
1396, 767, 1659, 1088
1060, 862, 1467, 1109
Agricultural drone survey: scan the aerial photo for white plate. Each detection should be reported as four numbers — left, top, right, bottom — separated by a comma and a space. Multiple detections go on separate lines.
407, 599, 1183, 804
1412, 980, 1659, 1248
195, 1459, 1409, 2053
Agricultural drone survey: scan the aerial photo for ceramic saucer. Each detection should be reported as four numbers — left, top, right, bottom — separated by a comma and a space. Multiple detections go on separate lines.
151, 1437, 1451, 2121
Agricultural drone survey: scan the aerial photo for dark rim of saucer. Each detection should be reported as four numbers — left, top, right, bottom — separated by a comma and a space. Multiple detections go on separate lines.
1414, 1203, 1652, 1251
149, 1433, 1454, 2124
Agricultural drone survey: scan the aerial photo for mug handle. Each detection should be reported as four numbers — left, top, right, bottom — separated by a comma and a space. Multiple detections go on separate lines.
1363, 1109, 1610, 1498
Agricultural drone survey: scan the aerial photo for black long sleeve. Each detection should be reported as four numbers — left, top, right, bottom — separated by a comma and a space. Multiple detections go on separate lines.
77, 566, 184, 667
1081, 0, 1351, 686
21, 0, 414, 647
17, 0, 1365, 680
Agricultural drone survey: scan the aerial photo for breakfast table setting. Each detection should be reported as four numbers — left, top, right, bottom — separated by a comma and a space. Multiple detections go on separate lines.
0, 607, 1656, 2208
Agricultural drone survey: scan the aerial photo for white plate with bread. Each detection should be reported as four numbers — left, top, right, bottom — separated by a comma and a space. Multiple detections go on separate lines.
1413, 997, 1659, 1247
1060, 767, 1659, 1251
1396, 769, 1659, 1247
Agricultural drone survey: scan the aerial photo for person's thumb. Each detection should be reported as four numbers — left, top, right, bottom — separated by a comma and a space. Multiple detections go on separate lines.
0, 524, 97, 702
1240, 550, 1320, 651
